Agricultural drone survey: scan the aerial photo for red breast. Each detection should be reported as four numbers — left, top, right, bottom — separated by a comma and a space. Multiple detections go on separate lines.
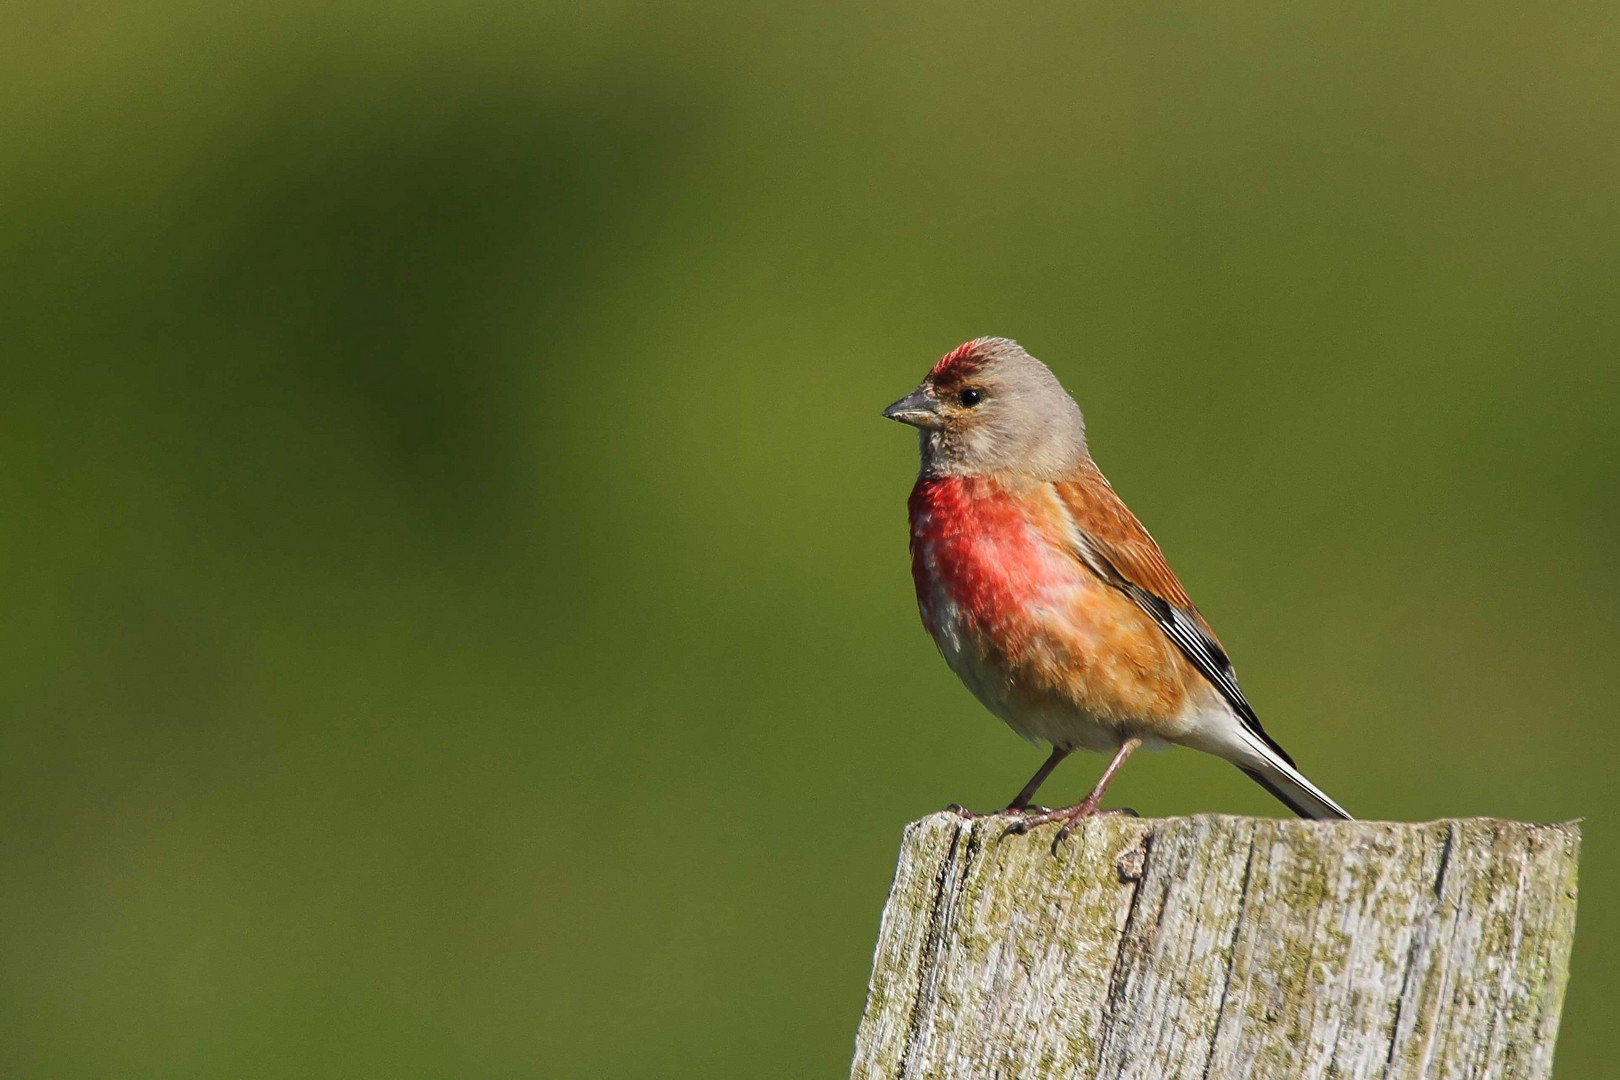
908, 472, 1204, 732
909, 476, 1060, 640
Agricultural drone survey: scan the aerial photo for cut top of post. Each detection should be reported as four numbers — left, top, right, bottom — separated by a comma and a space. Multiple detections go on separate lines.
849, 814, 1579, 1080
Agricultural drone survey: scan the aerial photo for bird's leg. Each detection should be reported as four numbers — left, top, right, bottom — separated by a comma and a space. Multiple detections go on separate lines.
1007, 745, 1069, 812
1004, 738, 1143, 849
949, 745, 1070, 818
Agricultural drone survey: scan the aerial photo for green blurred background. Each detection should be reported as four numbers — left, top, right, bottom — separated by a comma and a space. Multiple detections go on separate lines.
2, 1, 1616, 1075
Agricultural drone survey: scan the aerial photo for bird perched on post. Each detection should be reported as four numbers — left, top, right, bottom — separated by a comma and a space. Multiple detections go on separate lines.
883, 337, 1349, 840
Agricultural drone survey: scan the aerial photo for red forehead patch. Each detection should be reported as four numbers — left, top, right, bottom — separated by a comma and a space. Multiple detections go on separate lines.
928, 338, 989, 382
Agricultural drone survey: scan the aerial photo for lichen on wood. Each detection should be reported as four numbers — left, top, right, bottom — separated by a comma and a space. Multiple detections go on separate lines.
849, 814, 1578, 1080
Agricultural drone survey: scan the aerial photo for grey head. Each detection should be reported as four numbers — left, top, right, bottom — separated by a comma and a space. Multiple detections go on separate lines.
882, 337, 1088, 480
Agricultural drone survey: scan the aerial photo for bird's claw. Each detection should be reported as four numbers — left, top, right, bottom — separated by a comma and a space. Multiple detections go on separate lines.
951, 803, 1052, 825
995, 800, 1139, 853
998, 818, 1030, 842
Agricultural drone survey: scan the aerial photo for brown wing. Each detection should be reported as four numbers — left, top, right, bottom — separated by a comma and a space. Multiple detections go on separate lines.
1051, 459, 1196, 610
1050, 460, 1297, 768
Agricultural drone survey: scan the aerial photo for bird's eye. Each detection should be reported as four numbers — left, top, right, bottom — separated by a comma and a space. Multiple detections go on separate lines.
959, 388, 983, 407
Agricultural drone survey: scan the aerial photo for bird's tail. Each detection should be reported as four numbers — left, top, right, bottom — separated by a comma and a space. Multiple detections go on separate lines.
1185, 717, 1353, 820
1237, 746, 1352, 821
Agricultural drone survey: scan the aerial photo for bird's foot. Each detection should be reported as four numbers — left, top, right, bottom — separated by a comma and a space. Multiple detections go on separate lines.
1000, 799, 1139, 852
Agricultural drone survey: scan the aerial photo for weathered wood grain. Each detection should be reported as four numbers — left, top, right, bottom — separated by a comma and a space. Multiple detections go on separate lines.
849, 815, 1578, 1080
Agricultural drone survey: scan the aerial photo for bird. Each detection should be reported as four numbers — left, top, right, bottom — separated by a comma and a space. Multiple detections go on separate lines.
882, 336, 1350, 840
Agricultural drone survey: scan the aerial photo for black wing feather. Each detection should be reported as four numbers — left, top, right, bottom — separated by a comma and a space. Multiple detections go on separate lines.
1107, 570, 1297, 769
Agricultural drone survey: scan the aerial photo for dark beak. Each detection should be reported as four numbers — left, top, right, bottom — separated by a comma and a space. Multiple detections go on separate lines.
881, 386, 943, 430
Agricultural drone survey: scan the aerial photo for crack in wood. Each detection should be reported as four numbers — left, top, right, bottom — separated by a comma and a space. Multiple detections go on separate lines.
1100, 832, 1154, 1021
1380, 918, 1427, 1079
895, 820, 964, 1080
1434, 822, 1456, 901
1199, 826, 1258, 1080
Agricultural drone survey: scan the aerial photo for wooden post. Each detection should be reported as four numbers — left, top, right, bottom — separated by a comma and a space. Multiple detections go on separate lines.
849, 814, 1579, 1080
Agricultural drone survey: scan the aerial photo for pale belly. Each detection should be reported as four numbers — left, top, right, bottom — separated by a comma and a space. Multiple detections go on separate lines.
921, 578, 1128, 751
915, 534, 1205, 753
